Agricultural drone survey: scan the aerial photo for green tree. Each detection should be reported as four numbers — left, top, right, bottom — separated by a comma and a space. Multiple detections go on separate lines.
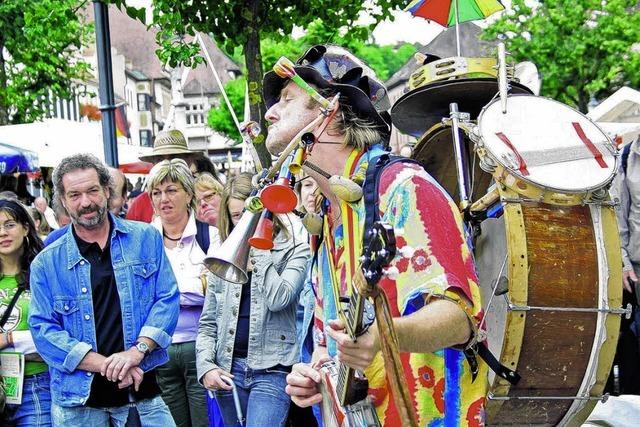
0, 0, 92, 125
208, 20, 416, 142
148, 0, 407, 168
207, 76, 247, 141
483, 0, 640, 112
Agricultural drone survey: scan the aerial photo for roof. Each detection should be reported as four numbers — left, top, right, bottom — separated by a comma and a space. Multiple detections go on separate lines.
83, 5, 240, 93
386, 22, 493, 91
182, 35, 242, 96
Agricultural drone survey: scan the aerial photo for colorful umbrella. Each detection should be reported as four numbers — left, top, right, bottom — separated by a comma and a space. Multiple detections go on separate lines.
405, 0, 505, 55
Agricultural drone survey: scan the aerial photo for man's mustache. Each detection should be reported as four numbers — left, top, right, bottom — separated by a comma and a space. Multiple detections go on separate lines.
78, 205, 100, 215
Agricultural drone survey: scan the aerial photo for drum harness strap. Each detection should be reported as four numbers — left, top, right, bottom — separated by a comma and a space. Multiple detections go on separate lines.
363, 153, 521, 387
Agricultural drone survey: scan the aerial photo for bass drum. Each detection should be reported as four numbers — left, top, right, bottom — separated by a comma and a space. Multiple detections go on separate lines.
476, 187, 622, 426
410, 122, 493, 205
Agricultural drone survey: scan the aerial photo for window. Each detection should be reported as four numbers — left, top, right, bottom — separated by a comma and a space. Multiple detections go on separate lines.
137, 93, 150, 111
139, 130, 153, 147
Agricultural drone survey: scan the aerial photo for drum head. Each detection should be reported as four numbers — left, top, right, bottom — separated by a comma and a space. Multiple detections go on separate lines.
391, 78, 532, 138
411, 123, 493, 204
478, 95, 617, 193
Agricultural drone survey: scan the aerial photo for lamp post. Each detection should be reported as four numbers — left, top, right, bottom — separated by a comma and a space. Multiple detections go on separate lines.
93, 0, 119, 167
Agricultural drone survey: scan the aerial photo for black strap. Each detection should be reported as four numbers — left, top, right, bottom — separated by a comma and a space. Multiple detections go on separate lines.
0, 287, 24, 330
363, 153, 421, 247
622, 142, 632, 176
472, 342, 521, 385
195, 219, 210, 253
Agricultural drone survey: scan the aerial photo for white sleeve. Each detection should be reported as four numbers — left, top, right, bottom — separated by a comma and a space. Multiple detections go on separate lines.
7, 330, 38, 354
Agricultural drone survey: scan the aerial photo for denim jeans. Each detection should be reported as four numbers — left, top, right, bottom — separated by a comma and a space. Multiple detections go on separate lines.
50, 396, 175, 427
2, 371, 52, 426
214, 358, 290, 427
156, 341, 208, 427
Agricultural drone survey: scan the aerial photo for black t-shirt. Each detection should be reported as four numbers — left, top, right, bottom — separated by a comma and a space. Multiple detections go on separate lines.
73, 221, 160, 407
233, 272, 252, 358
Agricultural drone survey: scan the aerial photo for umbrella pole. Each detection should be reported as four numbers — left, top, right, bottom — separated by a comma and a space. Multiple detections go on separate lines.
454, 0, 461, 56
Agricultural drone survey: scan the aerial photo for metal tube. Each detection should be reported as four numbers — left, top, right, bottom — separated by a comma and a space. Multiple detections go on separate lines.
498, 42, 508, 114
93, 0, 119, 167
449, 103, 470, 209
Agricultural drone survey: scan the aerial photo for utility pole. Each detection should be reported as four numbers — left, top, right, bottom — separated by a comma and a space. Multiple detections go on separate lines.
93, 0, 119, 167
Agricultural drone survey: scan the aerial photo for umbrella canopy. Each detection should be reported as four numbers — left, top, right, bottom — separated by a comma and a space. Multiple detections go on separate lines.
0, 142, 39, 173
405, 0, 504, 27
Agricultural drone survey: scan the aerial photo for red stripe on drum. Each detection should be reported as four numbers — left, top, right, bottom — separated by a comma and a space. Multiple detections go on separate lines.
495, 132, 530, 176
572, 122, 608, 168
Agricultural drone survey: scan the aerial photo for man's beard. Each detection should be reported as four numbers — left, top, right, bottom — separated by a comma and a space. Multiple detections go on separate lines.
70, 203, 108, 229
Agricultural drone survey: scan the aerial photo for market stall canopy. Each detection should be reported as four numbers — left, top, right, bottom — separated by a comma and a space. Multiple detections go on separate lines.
0, 119, 152, 167
588, 86, 640, 146
0, 142, 39, 173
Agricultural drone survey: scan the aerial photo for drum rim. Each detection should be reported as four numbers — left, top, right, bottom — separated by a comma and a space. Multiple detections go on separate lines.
476, 94, 618, 194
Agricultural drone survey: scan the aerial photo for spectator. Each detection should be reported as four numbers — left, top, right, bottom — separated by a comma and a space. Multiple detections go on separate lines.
29, 153, 179, 425
0, 199, 50, 426
34, 197, 59, 230
197, 172, 310, 427
108, 168, 128, 218
610, 138, 640, 394
29, 207, 51, 240
127, 130, 209, 223
194, 173, 224, 227
147, 159, 219, 427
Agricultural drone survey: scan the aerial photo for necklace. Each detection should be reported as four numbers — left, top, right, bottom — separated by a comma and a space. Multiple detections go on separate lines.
163, 232, 181, 242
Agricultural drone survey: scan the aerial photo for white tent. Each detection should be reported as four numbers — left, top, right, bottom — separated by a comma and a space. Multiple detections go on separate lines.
0, 118, 152, 167
588, 87, 640, 146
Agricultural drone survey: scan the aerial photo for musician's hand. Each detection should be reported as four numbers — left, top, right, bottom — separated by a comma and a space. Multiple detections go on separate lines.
286, 363, 322, 407
326, 319, 380, 372
623, 269, 637, 293
203, 368, 234, 391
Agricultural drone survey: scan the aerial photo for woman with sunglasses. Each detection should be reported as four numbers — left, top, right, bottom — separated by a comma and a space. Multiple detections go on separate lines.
0, 199, 49, 426
147, 159, 219, 427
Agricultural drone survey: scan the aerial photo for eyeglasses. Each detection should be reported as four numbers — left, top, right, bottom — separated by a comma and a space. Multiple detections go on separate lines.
0, 221, 19, 234
197, 192, 218, 205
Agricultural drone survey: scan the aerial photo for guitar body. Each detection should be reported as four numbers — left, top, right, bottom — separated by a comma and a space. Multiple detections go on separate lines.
319, 361, 380, 427
319, 222, 396, 427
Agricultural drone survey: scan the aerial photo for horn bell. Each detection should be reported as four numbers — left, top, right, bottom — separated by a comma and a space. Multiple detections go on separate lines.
204, 210, 260, 284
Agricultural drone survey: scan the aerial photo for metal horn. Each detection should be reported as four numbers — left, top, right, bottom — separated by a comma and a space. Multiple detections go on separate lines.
204, 197, 263, 284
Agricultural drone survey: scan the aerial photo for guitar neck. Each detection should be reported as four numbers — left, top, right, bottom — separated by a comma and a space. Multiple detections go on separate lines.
337, 291, 368, 407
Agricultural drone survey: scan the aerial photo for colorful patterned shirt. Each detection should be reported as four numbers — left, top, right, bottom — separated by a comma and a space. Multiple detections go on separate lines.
312, 152, 487, 426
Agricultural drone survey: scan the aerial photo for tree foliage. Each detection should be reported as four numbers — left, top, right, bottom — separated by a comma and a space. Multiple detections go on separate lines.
146, 0, 407, 167
209, 20, 416, 143
483, 0, 640, 112
0, 0, 92, 125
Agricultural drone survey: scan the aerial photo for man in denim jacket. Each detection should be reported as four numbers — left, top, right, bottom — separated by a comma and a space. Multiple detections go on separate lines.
29, 153, 180, 425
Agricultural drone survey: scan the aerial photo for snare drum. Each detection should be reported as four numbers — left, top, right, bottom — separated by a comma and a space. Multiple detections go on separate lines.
473, 95, 617, 205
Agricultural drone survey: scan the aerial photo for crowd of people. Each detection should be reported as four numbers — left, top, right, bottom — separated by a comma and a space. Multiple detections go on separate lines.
0, 43, 637, 427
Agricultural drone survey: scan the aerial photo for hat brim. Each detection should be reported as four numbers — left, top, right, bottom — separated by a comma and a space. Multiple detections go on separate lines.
263, 66, 390, 133
138, 147, 205, 163
391, 78, 532, 137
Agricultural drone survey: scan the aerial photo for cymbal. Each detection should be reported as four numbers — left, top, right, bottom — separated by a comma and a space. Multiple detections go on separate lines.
391, 78, 532, 138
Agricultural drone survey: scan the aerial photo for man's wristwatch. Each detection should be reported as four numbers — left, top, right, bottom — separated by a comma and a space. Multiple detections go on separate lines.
133, 341, 151, 356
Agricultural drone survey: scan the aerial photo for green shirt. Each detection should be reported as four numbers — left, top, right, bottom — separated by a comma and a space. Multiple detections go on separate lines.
0, 275, 48, 376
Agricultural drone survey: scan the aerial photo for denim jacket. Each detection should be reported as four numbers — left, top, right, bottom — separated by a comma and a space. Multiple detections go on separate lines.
29, 214, 180, 407
196, 227, 309, 381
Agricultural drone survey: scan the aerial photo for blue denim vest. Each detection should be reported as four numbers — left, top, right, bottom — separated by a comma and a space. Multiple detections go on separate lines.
29, 215, 180, 407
